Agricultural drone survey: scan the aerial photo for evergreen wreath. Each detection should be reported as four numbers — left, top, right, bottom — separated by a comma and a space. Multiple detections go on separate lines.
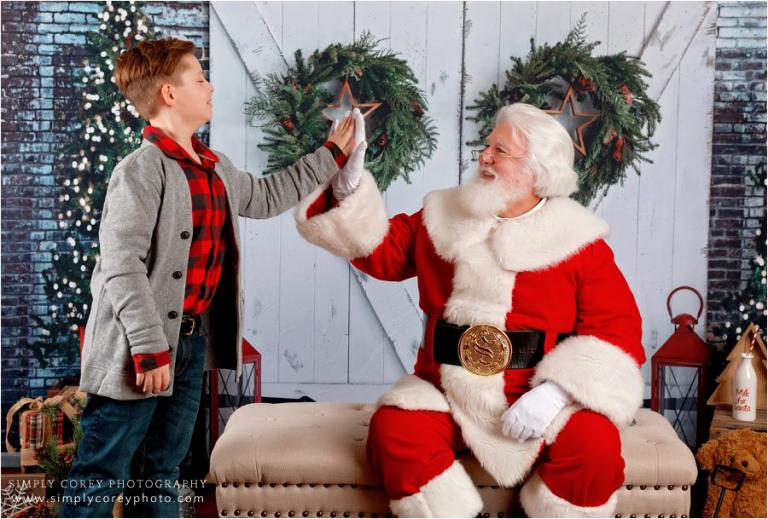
245, 32, 438, 191
466, 16, 662, 204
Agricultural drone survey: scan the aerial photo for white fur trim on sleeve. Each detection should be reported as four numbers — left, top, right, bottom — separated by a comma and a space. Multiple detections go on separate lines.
294, 170, 389, 259
531, 335, 643, 429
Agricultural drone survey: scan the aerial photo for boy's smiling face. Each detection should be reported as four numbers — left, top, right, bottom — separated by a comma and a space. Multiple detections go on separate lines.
158, 53, 214, 127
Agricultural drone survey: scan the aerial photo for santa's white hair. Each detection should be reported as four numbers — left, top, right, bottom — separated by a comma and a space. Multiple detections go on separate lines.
495, 103, 579, 198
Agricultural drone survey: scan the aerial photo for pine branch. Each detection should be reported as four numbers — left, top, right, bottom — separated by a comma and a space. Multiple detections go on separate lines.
246, 30, 438, 190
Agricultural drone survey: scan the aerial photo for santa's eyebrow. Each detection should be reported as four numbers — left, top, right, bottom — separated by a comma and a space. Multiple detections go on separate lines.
485, 138, 508, 147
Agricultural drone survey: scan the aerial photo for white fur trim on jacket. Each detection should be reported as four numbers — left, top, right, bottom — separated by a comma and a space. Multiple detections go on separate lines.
389, 460, 483, 518
531, 335, 644, 429
423, 189, 609, 272
376, 185, 623, 493
420, 186, 601, 488
520, 471, 619, 518
443, 246, 518, 328
440, 365, 542, 487
376, 374, 450, 413
294, 170, 388, 259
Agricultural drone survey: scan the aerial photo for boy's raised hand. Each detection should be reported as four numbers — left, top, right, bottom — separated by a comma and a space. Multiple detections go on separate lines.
136, 364, 171, 395
328, 111, 356, 156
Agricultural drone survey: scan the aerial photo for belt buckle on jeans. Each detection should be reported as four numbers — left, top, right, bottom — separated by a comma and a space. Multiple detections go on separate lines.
180, 315, 196, 336
457, 324, 512, 376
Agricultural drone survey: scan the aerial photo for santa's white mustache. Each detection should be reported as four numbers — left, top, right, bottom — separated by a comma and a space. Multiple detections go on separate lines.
479, 166, 498, 179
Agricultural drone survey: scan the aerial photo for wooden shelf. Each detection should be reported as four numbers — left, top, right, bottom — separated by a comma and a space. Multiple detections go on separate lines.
709, 405, 767, 439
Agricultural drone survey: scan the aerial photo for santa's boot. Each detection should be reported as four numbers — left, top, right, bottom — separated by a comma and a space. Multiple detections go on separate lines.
389, 460, 483, 518
520, 472, 619, 518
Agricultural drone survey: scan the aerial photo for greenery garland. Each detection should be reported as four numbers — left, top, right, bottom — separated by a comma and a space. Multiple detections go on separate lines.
466, 16, 662, 204
245, 32, 437, 191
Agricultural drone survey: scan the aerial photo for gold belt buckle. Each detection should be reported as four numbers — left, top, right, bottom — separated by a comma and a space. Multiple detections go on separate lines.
458, 324, 513, 376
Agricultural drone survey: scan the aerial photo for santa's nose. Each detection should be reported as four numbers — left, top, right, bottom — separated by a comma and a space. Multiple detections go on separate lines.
480, 149, 493, 165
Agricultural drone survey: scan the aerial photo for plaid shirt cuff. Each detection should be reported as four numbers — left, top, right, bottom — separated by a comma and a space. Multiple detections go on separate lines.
323, 141, 348, 168
133, 350, 171, 373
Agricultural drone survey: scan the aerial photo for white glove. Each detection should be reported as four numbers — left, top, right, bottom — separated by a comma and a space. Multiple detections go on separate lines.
332, 108, 367, 201
501, 380, 572, 441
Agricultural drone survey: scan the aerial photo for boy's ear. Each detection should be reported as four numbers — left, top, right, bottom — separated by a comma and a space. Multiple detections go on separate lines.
696, 440, 718, 471
160, 83, 174, 106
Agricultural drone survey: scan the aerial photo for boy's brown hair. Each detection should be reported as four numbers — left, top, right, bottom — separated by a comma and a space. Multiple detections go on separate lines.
115, 37, 197, 119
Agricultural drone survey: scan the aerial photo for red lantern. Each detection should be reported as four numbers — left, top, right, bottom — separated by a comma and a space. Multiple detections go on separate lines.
651, 286, 712, 448
208, 338, 262, 450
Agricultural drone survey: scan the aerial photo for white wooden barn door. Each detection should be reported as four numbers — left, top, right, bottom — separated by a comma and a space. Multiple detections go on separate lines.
209, 1, 716, 402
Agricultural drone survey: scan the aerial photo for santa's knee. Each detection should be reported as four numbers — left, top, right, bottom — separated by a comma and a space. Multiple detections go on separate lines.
524, 410, 625, 516
559, 410, 624, 479
365, 406, 412, 460
366, 406, 442, 479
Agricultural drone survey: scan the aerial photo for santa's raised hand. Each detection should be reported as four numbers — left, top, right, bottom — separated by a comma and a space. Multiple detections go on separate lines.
501, 380, 573, 441
332, 108, 367, 201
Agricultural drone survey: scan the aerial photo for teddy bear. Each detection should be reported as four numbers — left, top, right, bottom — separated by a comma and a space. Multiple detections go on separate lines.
696, 429, 767, 518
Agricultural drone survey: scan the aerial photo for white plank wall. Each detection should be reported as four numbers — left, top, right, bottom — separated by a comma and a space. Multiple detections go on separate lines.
209, 1, 715, 402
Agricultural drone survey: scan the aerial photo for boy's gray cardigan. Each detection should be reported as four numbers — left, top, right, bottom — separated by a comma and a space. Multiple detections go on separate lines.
79, 139, 340, 400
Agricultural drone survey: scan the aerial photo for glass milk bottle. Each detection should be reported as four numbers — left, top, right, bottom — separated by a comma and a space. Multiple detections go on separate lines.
733, 352, 757, 422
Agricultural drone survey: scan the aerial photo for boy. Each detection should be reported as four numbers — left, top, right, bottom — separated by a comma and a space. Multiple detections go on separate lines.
60, 37, 363, 517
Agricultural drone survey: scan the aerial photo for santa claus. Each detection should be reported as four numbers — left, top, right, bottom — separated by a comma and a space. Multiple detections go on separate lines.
295, 104, 645, 517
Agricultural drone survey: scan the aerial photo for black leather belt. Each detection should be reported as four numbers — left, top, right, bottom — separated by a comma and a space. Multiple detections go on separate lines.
432, 320, 572, 370
180, 314, 201, 336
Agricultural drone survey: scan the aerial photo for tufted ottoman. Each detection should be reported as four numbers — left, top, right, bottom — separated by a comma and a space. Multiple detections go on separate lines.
209, 403, 697, 518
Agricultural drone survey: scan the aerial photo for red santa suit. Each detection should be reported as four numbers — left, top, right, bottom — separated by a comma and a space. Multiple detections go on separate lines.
295, 170, 645, 518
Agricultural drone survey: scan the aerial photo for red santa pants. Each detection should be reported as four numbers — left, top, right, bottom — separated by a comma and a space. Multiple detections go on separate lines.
366, 405, 625, 507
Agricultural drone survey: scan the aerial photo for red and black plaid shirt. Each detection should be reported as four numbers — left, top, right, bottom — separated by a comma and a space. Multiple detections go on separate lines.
132, 127, 348, 373
133, 125, 227, 373
144, 125, 228, 316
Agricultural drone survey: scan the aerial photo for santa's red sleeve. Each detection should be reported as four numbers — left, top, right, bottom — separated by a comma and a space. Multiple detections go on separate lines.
294, 170, 420, 281
531, 239, 646, 428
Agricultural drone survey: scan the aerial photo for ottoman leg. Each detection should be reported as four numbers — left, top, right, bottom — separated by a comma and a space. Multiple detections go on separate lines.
520, 472, 618, 518
389, 460, 483, 518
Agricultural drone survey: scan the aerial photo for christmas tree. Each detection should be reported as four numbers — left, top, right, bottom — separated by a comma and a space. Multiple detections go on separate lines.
29, 1, 158, 366
711, 162, 768, 351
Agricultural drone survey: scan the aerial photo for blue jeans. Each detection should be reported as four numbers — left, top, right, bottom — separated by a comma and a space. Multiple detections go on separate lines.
59, 322, 207, 518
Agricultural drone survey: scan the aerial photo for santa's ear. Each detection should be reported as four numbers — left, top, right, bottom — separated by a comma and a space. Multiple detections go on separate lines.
696, 440, 718, 471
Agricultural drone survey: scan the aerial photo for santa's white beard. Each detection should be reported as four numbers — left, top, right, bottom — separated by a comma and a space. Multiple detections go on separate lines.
457, 166, 531, 218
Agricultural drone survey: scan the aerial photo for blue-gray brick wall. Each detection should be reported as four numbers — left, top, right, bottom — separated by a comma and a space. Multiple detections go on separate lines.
707, 1, 767, 337
1, 1, 209, 450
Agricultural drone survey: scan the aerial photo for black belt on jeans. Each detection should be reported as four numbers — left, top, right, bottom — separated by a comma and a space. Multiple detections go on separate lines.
180, 314, 201, 336
432, 320, 573, 369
